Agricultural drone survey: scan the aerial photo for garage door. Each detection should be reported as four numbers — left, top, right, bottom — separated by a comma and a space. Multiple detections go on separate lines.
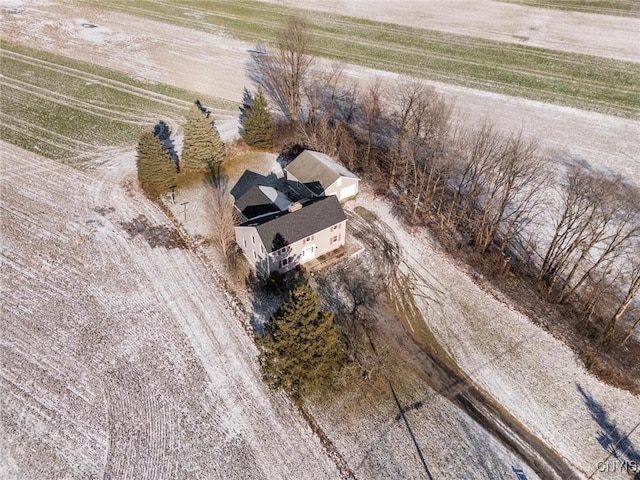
339, 184, 357, 201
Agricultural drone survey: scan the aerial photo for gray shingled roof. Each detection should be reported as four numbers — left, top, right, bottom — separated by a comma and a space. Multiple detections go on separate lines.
285, 150, 359, 195
234, 186, 280, 219
246, 196, 346, 253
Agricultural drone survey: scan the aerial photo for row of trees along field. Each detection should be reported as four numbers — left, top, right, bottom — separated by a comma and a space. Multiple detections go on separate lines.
136, 100, 226, 190
248, 16, 640, 369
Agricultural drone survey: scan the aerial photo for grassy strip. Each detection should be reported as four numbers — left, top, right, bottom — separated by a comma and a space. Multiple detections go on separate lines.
496, 0, 639, 17
91, 0, 640, 118
0, 124, 77, 160
0, 41, 235, 162
1, 41, 234, 111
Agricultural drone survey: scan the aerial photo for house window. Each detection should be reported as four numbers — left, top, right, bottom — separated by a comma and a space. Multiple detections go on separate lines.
243, 239, 247, 248
260, 245, 264, 254
253, 251, 257, 259
280, 247, 286, 255
282, 258, 288, 266
331, 235, 338, 245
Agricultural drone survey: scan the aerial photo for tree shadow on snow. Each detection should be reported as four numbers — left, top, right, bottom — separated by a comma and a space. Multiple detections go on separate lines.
230, 170, 284, 200
246, 282, 286, 337
576, 383, 640, 466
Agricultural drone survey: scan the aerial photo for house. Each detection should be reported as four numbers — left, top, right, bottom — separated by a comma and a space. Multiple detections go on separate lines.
285, 150, 360, 202
234, 194, 347, 277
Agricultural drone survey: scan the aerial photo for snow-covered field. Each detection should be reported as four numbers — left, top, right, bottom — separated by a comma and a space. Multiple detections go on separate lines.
0, 142, 339, 478
346, 189, 640, 480
2, 1, 639, 479
2, 0, 638, 186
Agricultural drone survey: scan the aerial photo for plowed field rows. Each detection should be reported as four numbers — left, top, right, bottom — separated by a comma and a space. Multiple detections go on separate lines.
0, 42, 234, 163
0, 142, 338, 479
94, 0, 640, 117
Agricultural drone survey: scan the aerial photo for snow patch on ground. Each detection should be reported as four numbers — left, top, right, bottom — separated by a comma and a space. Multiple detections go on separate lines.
265, 0, 640, 62
0, 142, 339, 479
346, 188, 640, 479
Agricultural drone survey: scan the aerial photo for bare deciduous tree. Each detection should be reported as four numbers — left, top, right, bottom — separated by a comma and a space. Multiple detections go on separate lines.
604, 253, 640, 343
540, 168, 640, 302
249, 15, 314, 124
361, 79, 385, 171
304, 62, 351, 124
207, 178, 239, 265
621, 316, 640, 346
539, 168, 606, 297
446, 122, 503, 232
472, 132, 547, 254
388, 79, 422, 190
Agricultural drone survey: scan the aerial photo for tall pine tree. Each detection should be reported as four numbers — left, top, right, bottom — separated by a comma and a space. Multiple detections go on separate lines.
136, 129, 177, 190
241, 88, 275, 148
181, 101, 225, 174
259, 280, 347, 398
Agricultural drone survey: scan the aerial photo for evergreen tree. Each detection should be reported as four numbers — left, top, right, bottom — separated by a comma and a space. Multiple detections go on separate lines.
181, 101, 225, 174
259, 280, 347, 398
241, 88, 275, 148
136, 129, 177, 190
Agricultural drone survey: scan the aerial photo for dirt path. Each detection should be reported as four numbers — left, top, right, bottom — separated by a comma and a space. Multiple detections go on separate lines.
265, 0, 640, 63
347, 206, 579, 479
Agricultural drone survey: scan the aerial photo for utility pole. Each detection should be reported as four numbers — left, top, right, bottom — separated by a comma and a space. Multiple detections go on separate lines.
180, 201, 189, 223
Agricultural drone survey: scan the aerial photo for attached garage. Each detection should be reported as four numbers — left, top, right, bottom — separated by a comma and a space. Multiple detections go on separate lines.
338, 183, 358, 201
285, 150, 360, 202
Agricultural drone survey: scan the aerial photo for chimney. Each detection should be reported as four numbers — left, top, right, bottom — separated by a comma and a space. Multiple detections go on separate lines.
287, 202, 302, 213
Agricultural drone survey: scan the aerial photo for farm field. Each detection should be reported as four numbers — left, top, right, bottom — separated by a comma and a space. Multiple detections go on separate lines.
0, 41, 235, 163
0, 141, 339, 478
85, 0, 640, 118
267, 0, 640, 59
2, 1, 638, 187
1, 1, 639, 479
497, 0, 639, 17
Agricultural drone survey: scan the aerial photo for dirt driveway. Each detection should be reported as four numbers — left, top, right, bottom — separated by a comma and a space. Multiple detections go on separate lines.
346, 206, 577, 480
